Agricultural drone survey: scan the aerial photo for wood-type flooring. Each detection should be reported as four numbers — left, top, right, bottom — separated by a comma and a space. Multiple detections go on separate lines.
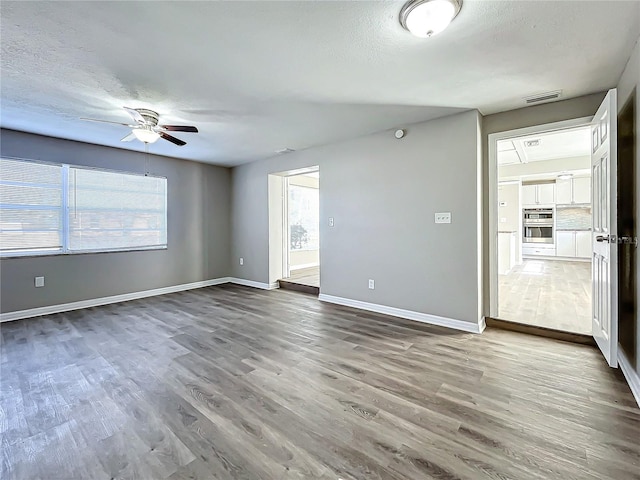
2, 284, 639, 479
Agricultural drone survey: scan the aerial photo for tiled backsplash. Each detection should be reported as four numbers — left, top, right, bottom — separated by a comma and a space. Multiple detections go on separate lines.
556, 206, 592, 230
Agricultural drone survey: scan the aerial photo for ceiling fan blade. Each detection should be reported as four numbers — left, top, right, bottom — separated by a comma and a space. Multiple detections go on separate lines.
123, 106, 146, 124
159, 125, 198, 133
159, 132, 186, 146
80, 118, 133, 127
121, 132, 136, 142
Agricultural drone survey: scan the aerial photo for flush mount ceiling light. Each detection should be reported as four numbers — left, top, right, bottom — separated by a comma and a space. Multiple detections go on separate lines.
400, 0, 462, 38
132, 127, 160, 144
558, 173, 574, 180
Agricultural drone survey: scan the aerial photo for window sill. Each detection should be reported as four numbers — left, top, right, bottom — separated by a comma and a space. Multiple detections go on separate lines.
0, 245, 168, 260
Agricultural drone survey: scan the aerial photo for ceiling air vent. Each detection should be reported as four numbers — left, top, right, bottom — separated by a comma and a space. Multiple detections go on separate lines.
524, 90, 562, 105
524, 139, 540, 147
275, 148, 295, 154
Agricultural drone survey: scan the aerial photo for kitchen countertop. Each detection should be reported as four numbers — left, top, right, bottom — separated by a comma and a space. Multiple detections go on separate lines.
556, 228, 591, 231
498, 230, 517, 233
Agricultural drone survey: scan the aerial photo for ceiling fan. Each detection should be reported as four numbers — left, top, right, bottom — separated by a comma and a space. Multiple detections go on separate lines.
81, 107, 198, 146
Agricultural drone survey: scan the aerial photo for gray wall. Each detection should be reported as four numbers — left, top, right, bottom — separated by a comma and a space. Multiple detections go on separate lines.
617, 35, 640, 375
0, 129, 231, 313
231, 110, 483, 325
481, 92, 607, 315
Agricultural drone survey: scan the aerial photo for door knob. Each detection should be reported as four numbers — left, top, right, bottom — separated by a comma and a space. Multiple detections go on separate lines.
596, 235, 611, 243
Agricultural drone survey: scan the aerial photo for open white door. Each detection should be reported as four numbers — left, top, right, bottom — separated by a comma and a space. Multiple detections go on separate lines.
591, 89, 618, 367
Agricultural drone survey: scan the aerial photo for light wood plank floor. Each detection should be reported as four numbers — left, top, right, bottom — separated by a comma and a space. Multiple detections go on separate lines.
285, 265, 320, 287
499, 259, 592, 335
2, 285, 638, 480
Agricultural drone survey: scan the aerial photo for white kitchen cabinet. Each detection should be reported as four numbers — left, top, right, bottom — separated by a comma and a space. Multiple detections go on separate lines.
522, 244, 556, 257
555, 176, 591, 205
537, 183, 555, 204
522, 184, 537, 205
555, 230, 591, 258
573, 177, 591, 204
556, 231, 576, 257
522, 183, 555, 205
556, 179, 572, 204
576, 231, 591, 258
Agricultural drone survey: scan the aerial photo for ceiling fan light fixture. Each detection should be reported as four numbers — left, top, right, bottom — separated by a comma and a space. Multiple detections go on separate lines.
132, 128, 160, 144
400, 0, 462, 38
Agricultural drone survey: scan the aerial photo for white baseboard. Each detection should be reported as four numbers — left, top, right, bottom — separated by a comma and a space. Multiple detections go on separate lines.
318, 294, 485, 334
229, 278, 280, 290
0, 277, 232, 323
618, 348, 640, 408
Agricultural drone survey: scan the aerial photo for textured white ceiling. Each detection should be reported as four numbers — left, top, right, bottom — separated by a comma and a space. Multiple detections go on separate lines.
1, 1, 639, 166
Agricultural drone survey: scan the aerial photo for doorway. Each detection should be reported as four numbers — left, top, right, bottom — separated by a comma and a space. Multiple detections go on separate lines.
490, 120, 594, 335
489, 90, 627, 368
267, 166, 320, 295
282, 170, 320, 293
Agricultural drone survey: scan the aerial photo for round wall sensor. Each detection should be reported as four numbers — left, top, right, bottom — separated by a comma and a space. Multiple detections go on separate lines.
395, 129, 405, 139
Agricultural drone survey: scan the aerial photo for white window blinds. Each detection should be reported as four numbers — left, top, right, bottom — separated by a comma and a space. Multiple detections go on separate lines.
68, 167, 167, 252
0, 158, 63, 254
0, 158, 167, 256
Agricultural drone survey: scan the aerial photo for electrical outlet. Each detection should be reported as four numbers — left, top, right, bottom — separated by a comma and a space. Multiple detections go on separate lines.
328, 217, 335, 227
434, 212, 451, 224
368, 279, 375, 290
239, 257, 244, 266
35, 276, 45, 288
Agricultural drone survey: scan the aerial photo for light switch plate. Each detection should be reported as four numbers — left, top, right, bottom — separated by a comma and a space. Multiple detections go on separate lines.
35, 276, 44, 288
435, 212, 451, 224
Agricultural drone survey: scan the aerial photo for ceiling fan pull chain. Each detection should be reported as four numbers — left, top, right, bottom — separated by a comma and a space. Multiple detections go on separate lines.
145, 143, 150, 176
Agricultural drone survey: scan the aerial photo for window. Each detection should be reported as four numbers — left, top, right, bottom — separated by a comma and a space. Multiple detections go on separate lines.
0, 159, 63, 255
0, 158, 167, 256
288, 184, 319, 251
68, 167, 167, 252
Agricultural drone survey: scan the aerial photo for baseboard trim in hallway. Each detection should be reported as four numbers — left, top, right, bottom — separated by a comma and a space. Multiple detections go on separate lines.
619, 348, 640, 408
318, 293, 485, 333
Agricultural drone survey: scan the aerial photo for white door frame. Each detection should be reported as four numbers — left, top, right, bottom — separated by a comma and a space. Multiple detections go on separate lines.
488, 116, 593, 318
282, 176, 291, 279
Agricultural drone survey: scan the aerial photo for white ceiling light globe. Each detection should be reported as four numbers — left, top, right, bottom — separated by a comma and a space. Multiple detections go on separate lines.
132, 128, 160, 144
401, 0, 462, 38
